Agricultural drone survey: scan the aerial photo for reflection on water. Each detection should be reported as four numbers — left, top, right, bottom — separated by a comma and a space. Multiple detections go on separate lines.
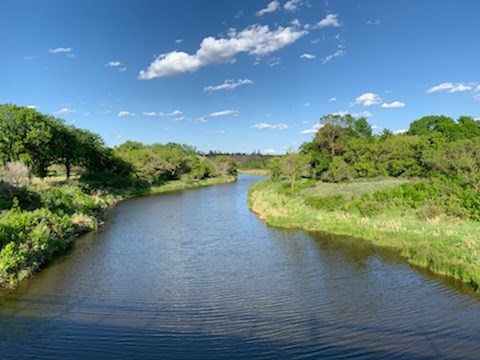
0, 175, 479, 359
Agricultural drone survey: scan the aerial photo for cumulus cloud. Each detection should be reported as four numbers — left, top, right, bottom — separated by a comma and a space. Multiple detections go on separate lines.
139, 24, 307, 79
322, 49, 346, 64
118, 111, 134, 117
353, 93, 382, 107
256, 1, 280, 16
27, 105, 37, 109
54, 107, 76, 115
381, 101, 406, 108
143, 112, 158, 116
329, 97, 337, 102
300, 53, 316, 59
304, 102, 310, 107
366, 20, 381, 25
284, 0, 302, 12
317, 14, 340, 28
253, 122, 289, 130
175, 39, 183, 44
203, 79, 253, 93
427, 82, 474, 93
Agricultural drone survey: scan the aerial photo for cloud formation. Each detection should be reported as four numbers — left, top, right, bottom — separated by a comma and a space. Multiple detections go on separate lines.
317, 14, 340, 28
54, 107, 75, 115
381, 101, 406, 108
118, 111, 134, 117
322, 49, 346, 64
284, 0, 302, 12
353, 93, 382, 107
256, 1, 280, 16
427, 82, 474, 93
139, 24, 307, 79
300, 53, 316, 59
49, 47, 72, 54
208, 110, 239, 118
253, 122, 289, 130
203, 79, 253, 93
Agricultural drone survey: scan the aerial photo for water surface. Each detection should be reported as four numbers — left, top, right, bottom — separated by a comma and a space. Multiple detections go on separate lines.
1, 175, 479, 359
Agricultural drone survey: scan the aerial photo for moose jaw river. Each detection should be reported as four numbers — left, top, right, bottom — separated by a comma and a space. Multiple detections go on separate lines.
0, 175, 479, 359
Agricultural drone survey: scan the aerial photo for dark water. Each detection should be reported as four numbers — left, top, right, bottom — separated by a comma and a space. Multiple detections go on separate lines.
1, 175, 479, 359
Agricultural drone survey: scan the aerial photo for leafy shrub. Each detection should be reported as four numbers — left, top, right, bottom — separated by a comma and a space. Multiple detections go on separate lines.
304, 194, 347, 211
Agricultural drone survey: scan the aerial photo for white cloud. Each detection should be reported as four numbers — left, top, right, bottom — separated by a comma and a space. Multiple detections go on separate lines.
118, 111, 134, 117
427, 82, 476, 94
139, 51, 204, 78
381, 101, 406, 108
366, 20, 381, 25
304, 102, 310, 107
143, 112, 158, 116
139, 24, 307, 79
300, 123, 322, 135
23, 55, 38, 61
169, 110, 183, 116
322, 49, 346, 64
284, 0, 302, 12
208, 110, 239, 118
105, 60, 121, 67
394, 129, 407, 134
54, 107, 76, 115
300, 53, 316, 59
328, 97, 337, 102
427, 82, 454, 93
256, 1, 280, 16
175, 39, 183, 44
49, 47, 72, 54
353, 93, 382, 107
317, 14, 340, 28
27, 105, 37, 109
203, 79, 253, 93
263, 148, 277, 155
253, 122, 289, 130
450, 84, 473, 93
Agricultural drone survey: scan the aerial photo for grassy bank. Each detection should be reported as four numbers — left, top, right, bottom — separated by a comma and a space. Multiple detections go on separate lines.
237, 169, 271, 176
0, 175, 235, 288
249, 178, 480, 291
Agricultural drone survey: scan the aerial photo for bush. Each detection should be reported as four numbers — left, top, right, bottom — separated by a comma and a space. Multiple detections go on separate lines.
304, 194, 347, 211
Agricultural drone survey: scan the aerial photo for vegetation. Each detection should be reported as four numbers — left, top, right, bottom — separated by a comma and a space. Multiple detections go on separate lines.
0, 104, 237, 287
250, 113, 480, 290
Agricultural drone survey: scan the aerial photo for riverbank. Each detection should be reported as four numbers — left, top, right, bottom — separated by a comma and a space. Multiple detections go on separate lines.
0, 175, 236, 288
248, 179, 480, 291
237, 169, 270, 176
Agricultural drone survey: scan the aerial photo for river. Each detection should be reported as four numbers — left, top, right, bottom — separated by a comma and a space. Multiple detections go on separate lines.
0, 175, 479, 359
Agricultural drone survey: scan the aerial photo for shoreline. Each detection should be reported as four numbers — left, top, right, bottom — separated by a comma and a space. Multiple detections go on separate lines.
0, 175, 236, 289
248, 179, 480, 292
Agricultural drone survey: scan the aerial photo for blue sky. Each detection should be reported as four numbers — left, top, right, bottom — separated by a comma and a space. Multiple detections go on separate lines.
2, 0, 479, 154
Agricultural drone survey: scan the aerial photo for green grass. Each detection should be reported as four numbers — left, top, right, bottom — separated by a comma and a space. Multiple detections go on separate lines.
249, 178, 480, 291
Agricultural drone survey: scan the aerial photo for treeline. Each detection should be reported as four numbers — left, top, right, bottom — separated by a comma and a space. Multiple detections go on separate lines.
0, 104, 236, 189
270, 113, 480, 220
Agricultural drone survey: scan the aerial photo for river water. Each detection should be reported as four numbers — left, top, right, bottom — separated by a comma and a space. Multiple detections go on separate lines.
0, 175, 479, 359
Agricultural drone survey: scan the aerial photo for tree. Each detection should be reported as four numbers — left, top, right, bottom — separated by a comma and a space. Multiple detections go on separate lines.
277, 153, 310, 191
